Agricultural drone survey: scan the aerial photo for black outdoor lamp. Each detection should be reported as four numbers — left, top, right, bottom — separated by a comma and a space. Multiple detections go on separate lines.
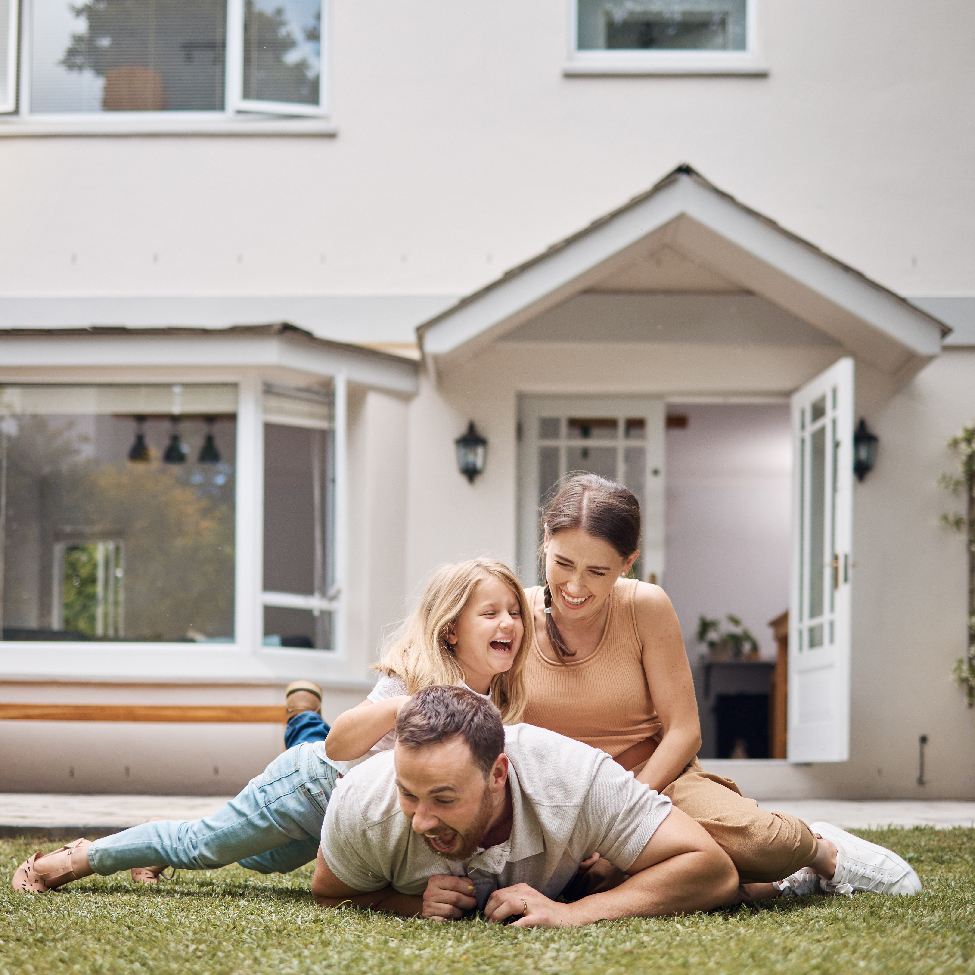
853, 418, 879, 481
455, 421, 487, 484
128, 416, 151, 462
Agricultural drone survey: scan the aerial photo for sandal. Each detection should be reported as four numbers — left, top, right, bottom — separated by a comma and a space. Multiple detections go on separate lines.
12, 838, 93, 893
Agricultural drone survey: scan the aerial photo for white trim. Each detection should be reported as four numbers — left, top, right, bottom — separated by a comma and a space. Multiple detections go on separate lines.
236, 376, 262, 657
331, 371, 348, 662
0, 0, 18, 114
262, 591, 339, 612
0, 116, 337, 137
565, 0, 765, 76
563, 57, 767, 76
0, 331, 419, 397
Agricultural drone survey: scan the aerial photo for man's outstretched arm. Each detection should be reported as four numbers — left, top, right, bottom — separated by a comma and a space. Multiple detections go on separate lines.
484, 806, 739, 927
311, 847, 478, 920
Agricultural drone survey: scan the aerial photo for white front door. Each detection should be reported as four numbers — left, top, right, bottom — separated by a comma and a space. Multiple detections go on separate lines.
517, 396, 665, 585
788, 357, 854, 762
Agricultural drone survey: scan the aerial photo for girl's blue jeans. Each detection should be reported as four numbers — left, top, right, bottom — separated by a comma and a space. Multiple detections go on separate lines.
88, 720, 337, 877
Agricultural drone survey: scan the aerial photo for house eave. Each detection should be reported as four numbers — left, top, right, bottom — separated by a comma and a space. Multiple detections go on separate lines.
418, 165, 949, 377
0, 323, 420, 397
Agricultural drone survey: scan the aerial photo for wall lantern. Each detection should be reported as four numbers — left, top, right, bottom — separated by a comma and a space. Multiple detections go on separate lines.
853, 418, 879, 481
455, 421, 487, 484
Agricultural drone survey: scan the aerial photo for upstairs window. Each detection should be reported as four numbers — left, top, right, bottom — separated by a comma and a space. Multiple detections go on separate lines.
1, 0, 327, 119
569, 0, 764, 75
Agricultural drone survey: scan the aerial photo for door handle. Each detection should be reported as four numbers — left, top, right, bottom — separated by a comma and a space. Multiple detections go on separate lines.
829, 555, 840, 591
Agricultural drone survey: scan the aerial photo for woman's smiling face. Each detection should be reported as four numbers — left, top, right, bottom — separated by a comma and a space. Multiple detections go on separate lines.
446, 575, 524, 694
544, 526, 637, 621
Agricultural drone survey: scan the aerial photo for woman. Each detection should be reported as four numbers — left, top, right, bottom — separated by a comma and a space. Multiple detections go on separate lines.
12, 558, 530, 893
521, 473, 920, 899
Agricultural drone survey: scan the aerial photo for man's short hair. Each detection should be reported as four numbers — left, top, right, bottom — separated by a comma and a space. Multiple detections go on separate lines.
395, 685, 505, 777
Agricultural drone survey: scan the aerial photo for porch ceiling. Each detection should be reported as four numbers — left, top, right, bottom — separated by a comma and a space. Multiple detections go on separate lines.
419, 166, 949, 380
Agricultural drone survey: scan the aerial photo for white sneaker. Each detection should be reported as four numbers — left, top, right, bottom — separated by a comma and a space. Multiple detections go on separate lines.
810, 821, 922, 896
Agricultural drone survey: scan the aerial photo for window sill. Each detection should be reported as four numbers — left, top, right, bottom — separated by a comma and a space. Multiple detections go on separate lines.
563, 54, 769, 77
0, 115, 338, 138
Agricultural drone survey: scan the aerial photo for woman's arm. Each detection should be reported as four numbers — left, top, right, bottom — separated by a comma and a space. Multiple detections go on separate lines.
323, 695, 410, 761
632, 583, 702, 794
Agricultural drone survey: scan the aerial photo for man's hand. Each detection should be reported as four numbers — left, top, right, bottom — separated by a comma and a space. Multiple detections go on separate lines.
484, 883, 573, 928
421, 875, 478, 921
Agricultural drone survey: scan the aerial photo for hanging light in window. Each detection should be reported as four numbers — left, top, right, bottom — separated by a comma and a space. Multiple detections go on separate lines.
163, 417, 187, 463
128, 416, 151, 462
198, 417, 221, 464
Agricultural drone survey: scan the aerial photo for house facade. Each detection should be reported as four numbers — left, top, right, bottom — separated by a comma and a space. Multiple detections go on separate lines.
1, 0, 973, 798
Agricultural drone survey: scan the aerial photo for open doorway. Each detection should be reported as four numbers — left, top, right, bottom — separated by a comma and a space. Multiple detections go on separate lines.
663, 402, 792, 760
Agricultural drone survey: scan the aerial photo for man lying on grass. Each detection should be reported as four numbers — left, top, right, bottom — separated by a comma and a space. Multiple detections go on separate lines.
311, 685, 740, 926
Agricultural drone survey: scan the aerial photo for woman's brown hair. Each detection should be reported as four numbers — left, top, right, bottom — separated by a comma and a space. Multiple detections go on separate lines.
541, 473, 641, 660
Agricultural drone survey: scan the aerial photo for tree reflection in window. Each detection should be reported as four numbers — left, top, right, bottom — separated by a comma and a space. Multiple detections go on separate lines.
55, 0, 320, 111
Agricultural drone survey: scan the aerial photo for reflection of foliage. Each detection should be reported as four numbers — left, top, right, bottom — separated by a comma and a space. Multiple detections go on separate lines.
1, 415, 234, 642
939, 423, 975, 706
60, 0, 319, 106
61, 0, 227, 74
243, 1, 319, 104
62, 546, 99, 636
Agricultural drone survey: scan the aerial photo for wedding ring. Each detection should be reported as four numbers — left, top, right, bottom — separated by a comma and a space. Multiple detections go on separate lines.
521, 898, 529, 914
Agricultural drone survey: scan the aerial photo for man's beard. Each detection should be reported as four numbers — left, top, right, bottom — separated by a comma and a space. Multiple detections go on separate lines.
421, 786, 495, 861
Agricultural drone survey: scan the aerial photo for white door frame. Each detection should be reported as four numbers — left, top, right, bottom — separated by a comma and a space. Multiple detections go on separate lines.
517, 395, 665, 585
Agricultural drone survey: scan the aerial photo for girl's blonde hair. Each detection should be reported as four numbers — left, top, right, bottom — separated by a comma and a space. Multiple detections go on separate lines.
375, 558, 531, 723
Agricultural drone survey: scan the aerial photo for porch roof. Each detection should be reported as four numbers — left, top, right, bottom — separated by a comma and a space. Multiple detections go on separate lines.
0, 322, 419, 396
419, 165, 949, 379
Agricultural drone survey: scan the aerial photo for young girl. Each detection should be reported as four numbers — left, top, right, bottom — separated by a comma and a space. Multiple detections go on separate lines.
12, 558, 531, 894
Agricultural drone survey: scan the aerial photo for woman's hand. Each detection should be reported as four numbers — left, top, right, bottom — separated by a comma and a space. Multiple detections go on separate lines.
633, 583, 702, 793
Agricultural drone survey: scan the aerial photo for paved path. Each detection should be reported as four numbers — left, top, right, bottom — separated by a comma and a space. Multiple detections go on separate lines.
1, 794, 974, 834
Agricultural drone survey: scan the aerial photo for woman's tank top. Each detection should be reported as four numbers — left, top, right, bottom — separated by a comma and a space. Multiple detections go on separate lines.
521, 578, 662, 758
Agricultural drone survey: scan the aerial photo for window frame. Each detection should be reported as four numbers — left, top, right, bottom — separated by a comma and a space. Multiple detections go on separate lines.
564, 0, 768, 76
0, 0, 333, 131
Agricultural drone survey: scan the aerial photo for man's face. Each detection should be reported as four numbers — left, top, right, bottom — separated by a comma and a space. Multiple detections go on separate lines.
394, 737, 506, 861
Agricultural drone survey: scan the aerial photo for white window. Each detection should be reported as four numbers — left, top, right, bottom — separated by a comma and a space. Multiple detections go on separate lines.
567, 0, 766, 75
0, 383, 238, 644
1, 0, 328, 121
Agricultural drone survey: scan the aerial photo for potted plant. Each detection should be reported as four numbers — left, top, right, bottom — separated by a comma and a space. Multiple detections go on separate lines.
697, 614, 760, 661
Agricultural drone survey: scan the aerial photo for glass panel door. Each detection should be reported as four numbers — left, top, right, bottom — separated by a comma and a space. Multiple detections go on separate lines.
788, 358, 854, 762
517, 396, 664, 585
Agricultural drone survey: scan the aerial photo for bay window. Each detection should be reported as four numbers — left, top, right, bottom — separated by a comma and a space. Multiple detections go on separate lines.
0, 384, 237, 643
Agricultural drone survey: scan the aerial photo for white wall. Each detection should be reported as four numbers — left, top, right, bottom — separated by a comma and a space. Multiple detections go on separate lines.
664, 403, 792, 661
0, 0, 973, 313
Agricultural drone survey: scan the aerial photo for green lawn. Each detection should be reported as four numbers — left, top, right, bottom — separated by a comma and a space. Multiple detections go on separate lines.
2, 828, 974, 975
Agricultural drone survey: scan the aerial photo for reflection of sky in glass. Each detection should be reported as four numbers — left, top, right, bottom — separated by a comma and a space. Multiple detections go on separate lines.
31, 0, 105, 112
252, 0, 319, 73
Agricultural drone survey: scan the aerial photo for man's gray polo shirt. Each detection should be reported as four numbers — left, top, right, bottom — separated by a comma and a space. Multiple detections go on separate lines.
320, 723, 672, 910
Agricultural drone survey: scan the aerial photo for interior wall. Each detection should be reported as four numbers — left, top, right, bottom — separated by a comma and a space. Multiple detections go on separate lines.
663, 403, 792, 758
